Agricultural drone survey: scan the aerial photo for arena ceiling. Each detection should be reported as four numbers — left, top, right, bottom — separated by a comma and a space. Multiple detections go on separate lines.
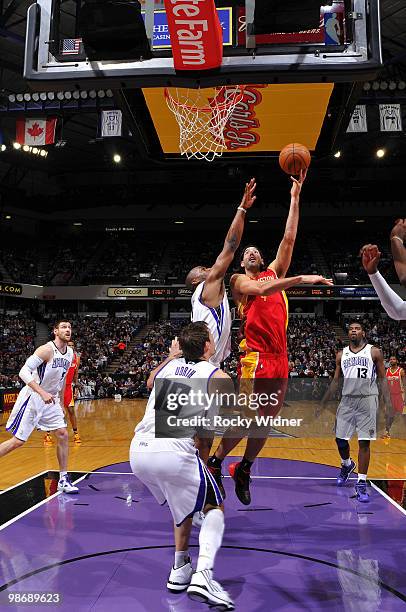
0, 0, 406, 211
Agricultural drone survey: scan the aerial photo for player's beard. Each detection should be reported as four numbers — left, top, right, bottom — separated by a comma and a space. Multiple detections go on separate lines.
350, 336, 363, 348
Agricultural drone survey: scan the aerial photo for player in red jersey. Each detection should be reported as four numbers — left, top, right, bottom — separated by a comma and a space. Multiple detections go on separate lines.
207, 170, 332, 504
44, 340, 81, 445
382, 355, 405, 439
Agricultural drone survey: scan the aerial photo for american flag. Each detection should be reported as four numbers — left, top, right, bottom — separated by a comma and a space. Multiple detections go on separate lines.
60, 38, 82, 55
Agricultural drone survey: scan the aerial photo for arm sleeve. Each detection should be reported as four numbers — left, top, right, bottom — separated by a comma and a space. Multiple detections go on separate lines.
369, 271, 406, 321
19, 354, 44, 385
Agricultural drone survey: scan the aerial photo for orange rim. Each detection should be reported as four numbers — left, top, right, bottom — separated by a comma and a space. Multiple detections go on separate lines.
164, 85, 246, 114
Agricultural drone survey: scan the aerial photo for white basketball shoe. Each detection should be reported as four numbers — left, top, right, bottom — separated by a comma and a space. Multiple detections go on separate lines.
187, 569, 234, 610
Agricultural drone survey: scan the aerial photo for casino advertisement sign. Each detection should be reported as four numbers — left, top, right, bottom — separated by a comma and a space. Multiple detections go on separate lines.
0, 283, 23, 296
0, 389, 19, 411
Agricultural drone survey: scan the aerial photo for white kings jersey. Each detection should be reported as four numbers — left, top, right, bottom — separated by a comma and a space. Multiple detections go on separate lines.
191, 281, 231, 368
134, 357, 218, 442
341, 344, 378, 396
30, 341, 73, 396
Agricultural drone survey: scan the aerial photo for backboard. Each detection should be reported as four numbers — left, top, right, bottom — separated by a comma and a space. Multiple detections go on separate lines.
24, 0, 382, 90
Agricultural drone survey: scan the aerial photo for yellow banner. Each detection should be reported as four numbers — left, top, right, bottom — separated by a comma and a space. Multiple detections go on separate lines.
143, 83, 333, 154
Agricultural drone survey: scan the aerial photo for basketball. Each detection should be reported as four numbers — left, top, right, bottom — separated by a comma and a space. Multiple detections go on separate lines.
279, 143, 311, 175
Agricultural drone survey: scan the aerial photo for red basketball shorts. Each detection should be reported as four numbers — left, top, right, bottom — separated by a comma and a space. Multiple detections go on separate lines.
64, 384, 74, 409
239, 351, 288, 417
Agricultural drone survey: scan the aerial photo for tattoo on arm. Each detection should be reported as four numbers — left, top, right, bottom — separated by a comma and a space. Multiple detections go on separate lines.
226, 231, 238, 253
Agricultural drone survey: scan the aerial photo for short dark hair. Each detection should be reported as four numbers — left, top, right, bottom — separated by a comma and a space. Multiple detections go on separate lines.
53, 319, 70, 330
348, 320, 365, 331
179, 322, 210, 362
239, 244, 266, 271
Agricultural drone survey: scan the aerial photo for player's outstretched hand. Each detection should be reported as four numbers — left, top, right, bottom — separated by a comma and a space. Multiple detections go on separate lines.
169, 336, 182, 359
360, 244, 381, 274
300, 275, 333, 285
290, 168, 307, 198
390, 219, 406, 243
240, 178, 256, 210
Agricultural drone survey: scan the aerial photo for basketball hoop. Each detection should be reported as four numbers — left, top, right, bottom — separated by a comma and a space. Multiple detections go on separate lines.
164, 85, 245, 162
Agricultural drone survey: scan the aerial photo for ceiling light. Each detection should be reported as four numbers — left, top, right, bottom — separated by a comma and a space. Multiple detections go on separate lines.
8, 94, 16, 102
13, 142, 21, 149
23, 145, 30, 152
32, 92, 40, 101
380, 81, 388, 90
97, 90, 106, 98
73, 222, 83, 226
56, 91, 64, 100
23, 93, 31, 101
64, 91, 72, 100
376, 148, 385, 158
355, 219, 365, 223
40, 150, 47, 157
388, 81, 396, 91
334, 151, 341, 158
16, 93, 24, 102
174, 220, 184, 224
32, 147, 38, 154
39, 92, 47, 101
80, 91, 88, 99
363, 82, 371, 91
371, 81, 380, 91
398, 81, 406, 90
5, 215, 11, 220
106, 89, 114, 98
249, 220, 258, 223
0, 144, 6, 152
113, 154, 121, 163
47, 92, 55, 100
72, 91, 80, 100
89, 90, 97, 99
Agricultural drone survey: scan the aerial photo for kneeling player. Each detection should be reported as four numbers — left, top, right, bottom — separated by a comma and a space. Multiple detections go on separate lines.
130, 322, 234, 610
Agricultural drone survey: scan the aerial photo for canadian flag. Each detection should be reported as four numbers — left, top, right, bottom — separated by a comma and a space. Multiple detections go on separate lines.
16, 118, 57, 146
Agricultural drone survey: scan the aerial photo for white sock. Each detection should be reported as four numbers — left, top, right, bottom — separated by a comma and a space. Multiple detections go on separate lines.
196, 509, 224, 572
59, 471, 67, 479
358, 473, 367, 482
342, 458, 351, 467
174, 550, 189, 569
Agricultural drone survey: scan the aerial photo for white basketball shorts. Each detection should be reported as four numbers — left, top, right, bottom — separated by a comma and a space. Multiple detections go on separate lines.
130, 437, 223, 526
6, 387, 67, 441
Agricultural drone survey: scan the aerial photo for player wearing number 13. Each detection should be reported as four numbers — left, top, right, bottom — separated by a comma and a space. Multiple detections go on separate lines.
0, 320, 79, 494
325, 321, 391, 502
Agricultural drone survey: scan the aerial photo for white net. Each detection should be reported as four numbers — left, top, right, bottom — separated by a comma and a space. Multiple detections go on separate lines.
164, 86, 245, 162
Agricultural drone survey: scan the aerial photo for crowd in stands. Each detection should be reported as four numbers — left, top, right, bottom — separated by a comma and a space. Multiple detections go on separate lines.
321, 234, 399, 285
2, 229, 403, 288
0, 313, 36, 387
85, 236, 164, 285
1, 309, 405, 400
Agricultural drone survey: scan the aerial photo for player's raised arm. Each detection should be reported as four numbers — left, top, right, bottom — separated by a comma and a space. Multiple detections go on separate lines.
390, 219, 406, 286
231, 272, 332, 298
201, 179, 256, 303
361, 244, 406, 320
268, 169, 307, 278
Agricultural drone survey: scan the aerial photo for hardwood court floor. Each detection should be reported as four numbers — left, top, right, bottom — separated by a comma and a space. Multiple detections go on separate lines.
1, 398, 406, 490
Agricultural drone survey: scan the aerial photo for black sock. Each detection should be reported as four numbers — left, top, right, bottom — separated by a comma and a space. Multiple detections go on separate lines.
208, 455, 223, 469
240, 457, 253, 472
